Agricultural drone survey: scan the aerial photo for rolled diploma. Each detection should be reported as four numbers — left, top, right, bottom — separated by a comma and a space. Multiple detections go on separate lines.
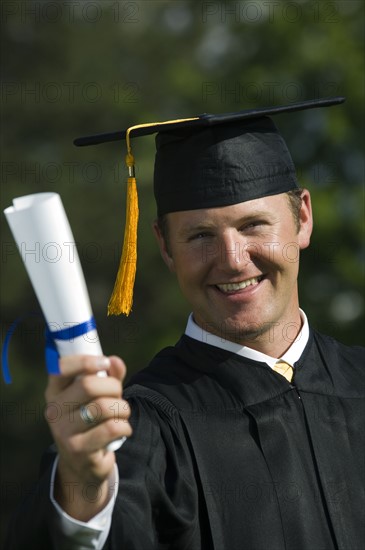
4, 192, 123, 451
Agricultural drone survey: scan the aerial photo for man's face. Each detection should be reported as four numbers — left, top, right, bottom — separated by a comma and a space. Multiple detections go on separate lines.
154, 191, 313, 353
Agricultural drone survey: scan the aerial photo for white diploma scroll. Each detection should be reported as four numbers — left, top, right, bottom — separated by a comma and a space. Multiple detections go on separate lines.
4, 192, 102, 356
4, 192, 124, 451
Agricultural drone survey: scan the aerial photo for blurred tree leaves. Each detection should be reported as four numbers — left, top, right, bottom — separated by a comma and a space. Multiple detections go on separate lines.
1, 0, 364, 541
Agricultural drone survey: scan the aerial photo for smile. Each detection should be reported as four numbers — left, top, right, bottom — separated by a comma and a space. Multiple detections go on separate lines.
216, 276, 263, 293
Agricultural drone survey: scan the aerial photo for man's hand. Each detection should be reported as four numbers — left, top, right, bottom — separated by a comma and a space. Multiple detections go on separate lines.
44, 355, 132, 521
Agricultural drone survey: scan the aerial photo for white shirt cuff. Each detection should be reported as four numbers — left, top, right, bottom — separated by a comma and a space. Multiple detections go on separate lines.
49, 455, 119, 550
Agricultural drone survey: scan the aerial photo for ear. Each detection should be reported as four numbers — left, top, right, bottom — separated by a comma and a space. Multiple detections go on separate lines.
298, 189, 313, 250
152, 220, 176, 273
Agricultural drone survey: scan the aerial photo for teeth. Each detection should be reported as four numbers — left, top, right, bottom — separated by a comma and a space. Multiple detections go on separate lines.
217, 277, 261, 293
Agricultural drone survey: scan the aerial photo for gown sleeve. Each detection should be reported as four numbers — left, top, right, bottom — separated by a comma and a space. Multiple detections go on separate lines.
5, 387, 200, 550
105, 386, 200, 549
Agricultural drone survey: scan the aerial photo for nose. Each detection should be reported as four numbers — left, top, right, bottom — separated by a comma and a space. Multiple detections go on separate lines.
218, 231, 252, 271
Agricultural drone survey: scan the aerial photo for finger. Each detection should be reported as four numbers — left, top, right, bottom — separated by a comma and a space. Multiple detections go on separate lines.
77, 401, 131, 436
59, 355, 112, 378
108, 355, 127, 383
58, 397, 131, 432
87, 419, 133, 452
46, 355, 112, 398
54, 373, 124, 411
63, 415, 133, 456
47, 356, 127, 406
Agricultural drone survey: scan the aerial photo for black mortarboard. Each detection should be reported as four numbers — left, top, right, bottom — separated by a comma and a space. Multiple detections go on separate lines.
74, 97, 345, 315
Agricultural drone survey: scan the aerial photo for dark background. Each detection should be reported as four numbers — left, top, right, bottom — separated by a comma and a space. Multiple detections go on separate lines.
1, 0, 364, 543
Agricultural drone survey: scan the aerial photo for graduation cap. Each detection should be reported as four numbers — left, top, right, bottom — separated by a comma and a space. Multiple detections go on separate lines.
74, 96, 345, 316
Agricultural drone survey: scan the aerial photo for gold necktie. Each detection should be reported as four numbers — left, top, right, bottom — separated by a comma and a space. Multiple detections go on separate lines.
273, 360, 294, 382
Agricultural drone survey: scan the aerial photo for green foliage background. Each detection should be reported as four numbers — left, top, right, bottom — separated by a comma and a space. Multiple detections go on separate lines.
1, 0, 364, 541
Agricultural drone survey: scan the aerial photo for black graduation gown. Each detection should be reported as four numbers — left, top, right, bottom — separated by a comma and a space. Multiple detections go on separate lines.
5, 329, 365, 550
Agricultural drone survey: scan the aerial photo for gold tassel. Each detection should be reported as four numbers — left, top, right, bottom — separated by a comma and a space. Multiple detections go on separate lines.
107, 138, 139, 316
107, 117, 199, 316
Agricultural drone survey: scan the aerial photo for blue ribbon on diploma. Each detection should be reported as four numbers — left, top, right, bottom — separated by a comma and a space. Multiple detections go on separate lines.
45, 317, 97, 376
2, 316, 97, 384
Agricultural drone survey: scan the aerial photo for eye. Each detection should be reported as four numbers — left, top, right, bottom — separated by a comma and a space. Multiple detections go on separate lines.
188, 231, 212, 241
240, 220, 265, 232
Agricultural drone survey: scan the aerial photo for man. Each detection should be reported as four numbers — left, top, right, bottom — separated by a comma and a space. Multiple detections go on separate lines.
6, 98, 364, 549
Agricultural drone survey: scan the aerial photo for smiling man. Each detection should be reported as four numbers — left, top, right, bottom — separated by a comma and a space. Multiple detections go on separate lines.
6, 99, 365, 550
154, 191, 312, 357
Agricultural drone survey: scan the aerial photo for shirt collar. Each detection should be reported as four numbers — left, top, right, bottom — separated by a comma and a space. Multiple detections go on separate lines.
184, 310, 310, 369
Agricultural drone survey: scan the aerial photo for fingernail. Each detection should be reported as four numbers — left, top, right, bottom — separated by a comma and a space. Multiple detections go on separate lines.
97, 356, 111, 369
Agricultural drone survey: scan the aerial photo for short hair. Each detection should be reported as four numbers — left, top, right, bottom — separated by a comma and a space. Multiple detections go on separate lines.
156, 212, 172, 256
286, 188, 303, 233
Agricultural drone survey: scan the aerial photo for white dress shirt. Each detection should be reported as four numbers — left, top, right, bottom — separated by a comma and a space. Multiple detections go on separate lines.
50, 456, 119, 550
185, 309, 310, 368
50, 310, 310, 548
